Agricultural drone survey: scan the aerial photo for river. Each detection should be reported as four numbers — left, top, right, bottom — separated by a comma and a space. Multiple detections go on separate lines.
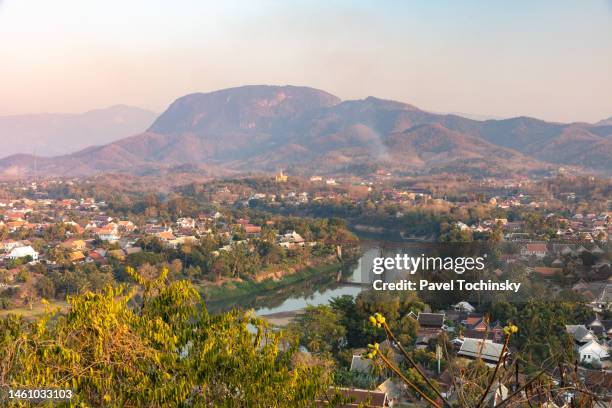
250, 239, 495, 320
254, 246, 380, 315
208, 240, 485, 319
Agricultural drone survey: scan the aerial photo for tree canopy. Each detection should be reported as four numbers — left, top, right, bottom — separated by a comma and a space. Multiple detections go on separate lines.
0, 268, 332, 407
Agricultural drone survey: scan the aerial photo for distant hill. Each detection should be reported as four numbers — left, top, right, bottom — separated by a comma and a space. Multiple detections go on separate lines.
596, 116, 612, 126
1, 85, 610, 177
0, 105, 157, 157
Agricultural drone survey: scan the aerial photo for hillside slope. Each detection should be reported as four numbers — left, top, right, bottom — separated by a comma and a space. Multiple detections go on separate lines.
1, 85, 610, 177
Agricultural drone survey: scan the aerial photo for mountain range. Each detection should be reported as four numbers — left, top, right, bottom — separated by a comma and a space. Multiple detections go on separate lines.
1, 105, 158, 158
1, 85, 611, 178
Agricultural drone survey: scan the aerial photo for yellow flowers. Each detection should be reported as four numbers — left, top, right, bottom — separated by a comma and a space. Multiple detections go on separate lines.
369, 313, 386, 328
503, 323, 519, 336
366, 343, 380, 359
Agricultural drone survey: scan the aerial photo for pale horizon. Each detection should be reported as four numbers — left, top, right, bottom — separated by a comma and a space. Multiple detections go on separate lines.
1, 0, 611, 123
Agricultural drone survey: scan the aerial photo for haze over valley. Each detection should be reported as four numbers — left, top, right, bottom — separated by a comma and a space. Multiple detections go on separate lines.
1, 105, 157, 157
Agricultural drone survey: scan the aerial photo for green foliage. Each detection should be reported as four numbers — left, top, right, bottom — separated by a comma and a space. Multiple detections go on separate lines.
328, 291, 424, 350
402, 367, 440, 401
288, 305, 346, 354
0, 269, 332, 407
456, 359, 490, 406
489, 300, 593, 366
48, 264, 114, 299
333, 367, 377, 390
34, 275, 55, 299
126, 216, 354, 283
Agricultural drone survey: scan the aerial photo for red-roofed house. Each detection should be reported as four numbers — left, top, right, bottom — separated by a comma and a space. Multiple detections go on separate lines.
244, 224, 262, 235
521, 243, 547, 258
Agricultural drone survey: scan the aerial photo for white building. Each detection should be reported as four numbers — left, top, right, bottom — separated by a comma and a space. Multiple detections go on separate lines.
7, 245, 38, 261
176, 217, 196, 229
278, 231, 306, 249
97, 232, 120, 242
578, 340, 609, 366
456, 222, 470, 231
453, 301, 476, 313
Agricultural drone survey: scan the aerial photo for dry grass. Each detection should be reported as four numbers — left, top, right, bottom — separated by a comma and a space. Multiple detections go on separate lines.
0, 299, 69, 319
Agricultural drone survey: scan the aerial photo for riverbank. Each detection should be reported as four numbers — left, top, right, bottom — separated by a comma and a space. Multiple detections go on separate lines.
200, 261, 345, 312
260, 309, 304, 326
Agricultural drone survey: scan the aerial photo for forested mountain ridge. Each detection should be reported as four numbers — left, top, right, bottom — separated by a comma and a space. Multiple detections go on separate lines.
1, 85, 610, 177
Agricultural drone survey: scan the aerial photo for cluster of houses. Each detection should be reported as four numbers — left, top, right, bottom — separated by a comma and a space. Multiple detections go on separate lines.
337, 299, 611, 407
453, 211, 610, 244
0, 193, 321, 278
512, 241, 612, 313
122, 175, 610, 249
345, 308, 510, 406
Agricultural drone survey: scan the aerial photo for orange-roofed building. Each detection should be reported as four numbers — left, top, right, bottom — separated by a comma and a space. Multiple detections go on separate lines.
244, 224, 262, 234
156, 231, 176, 241
533, 267, 562, 278
521, 243, 547, 258
61, 239, 87, 251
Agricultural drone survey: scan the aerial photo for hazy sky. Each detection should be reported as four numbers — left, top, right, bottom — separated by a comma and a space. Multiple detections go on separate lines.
0, 0, 611, 123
